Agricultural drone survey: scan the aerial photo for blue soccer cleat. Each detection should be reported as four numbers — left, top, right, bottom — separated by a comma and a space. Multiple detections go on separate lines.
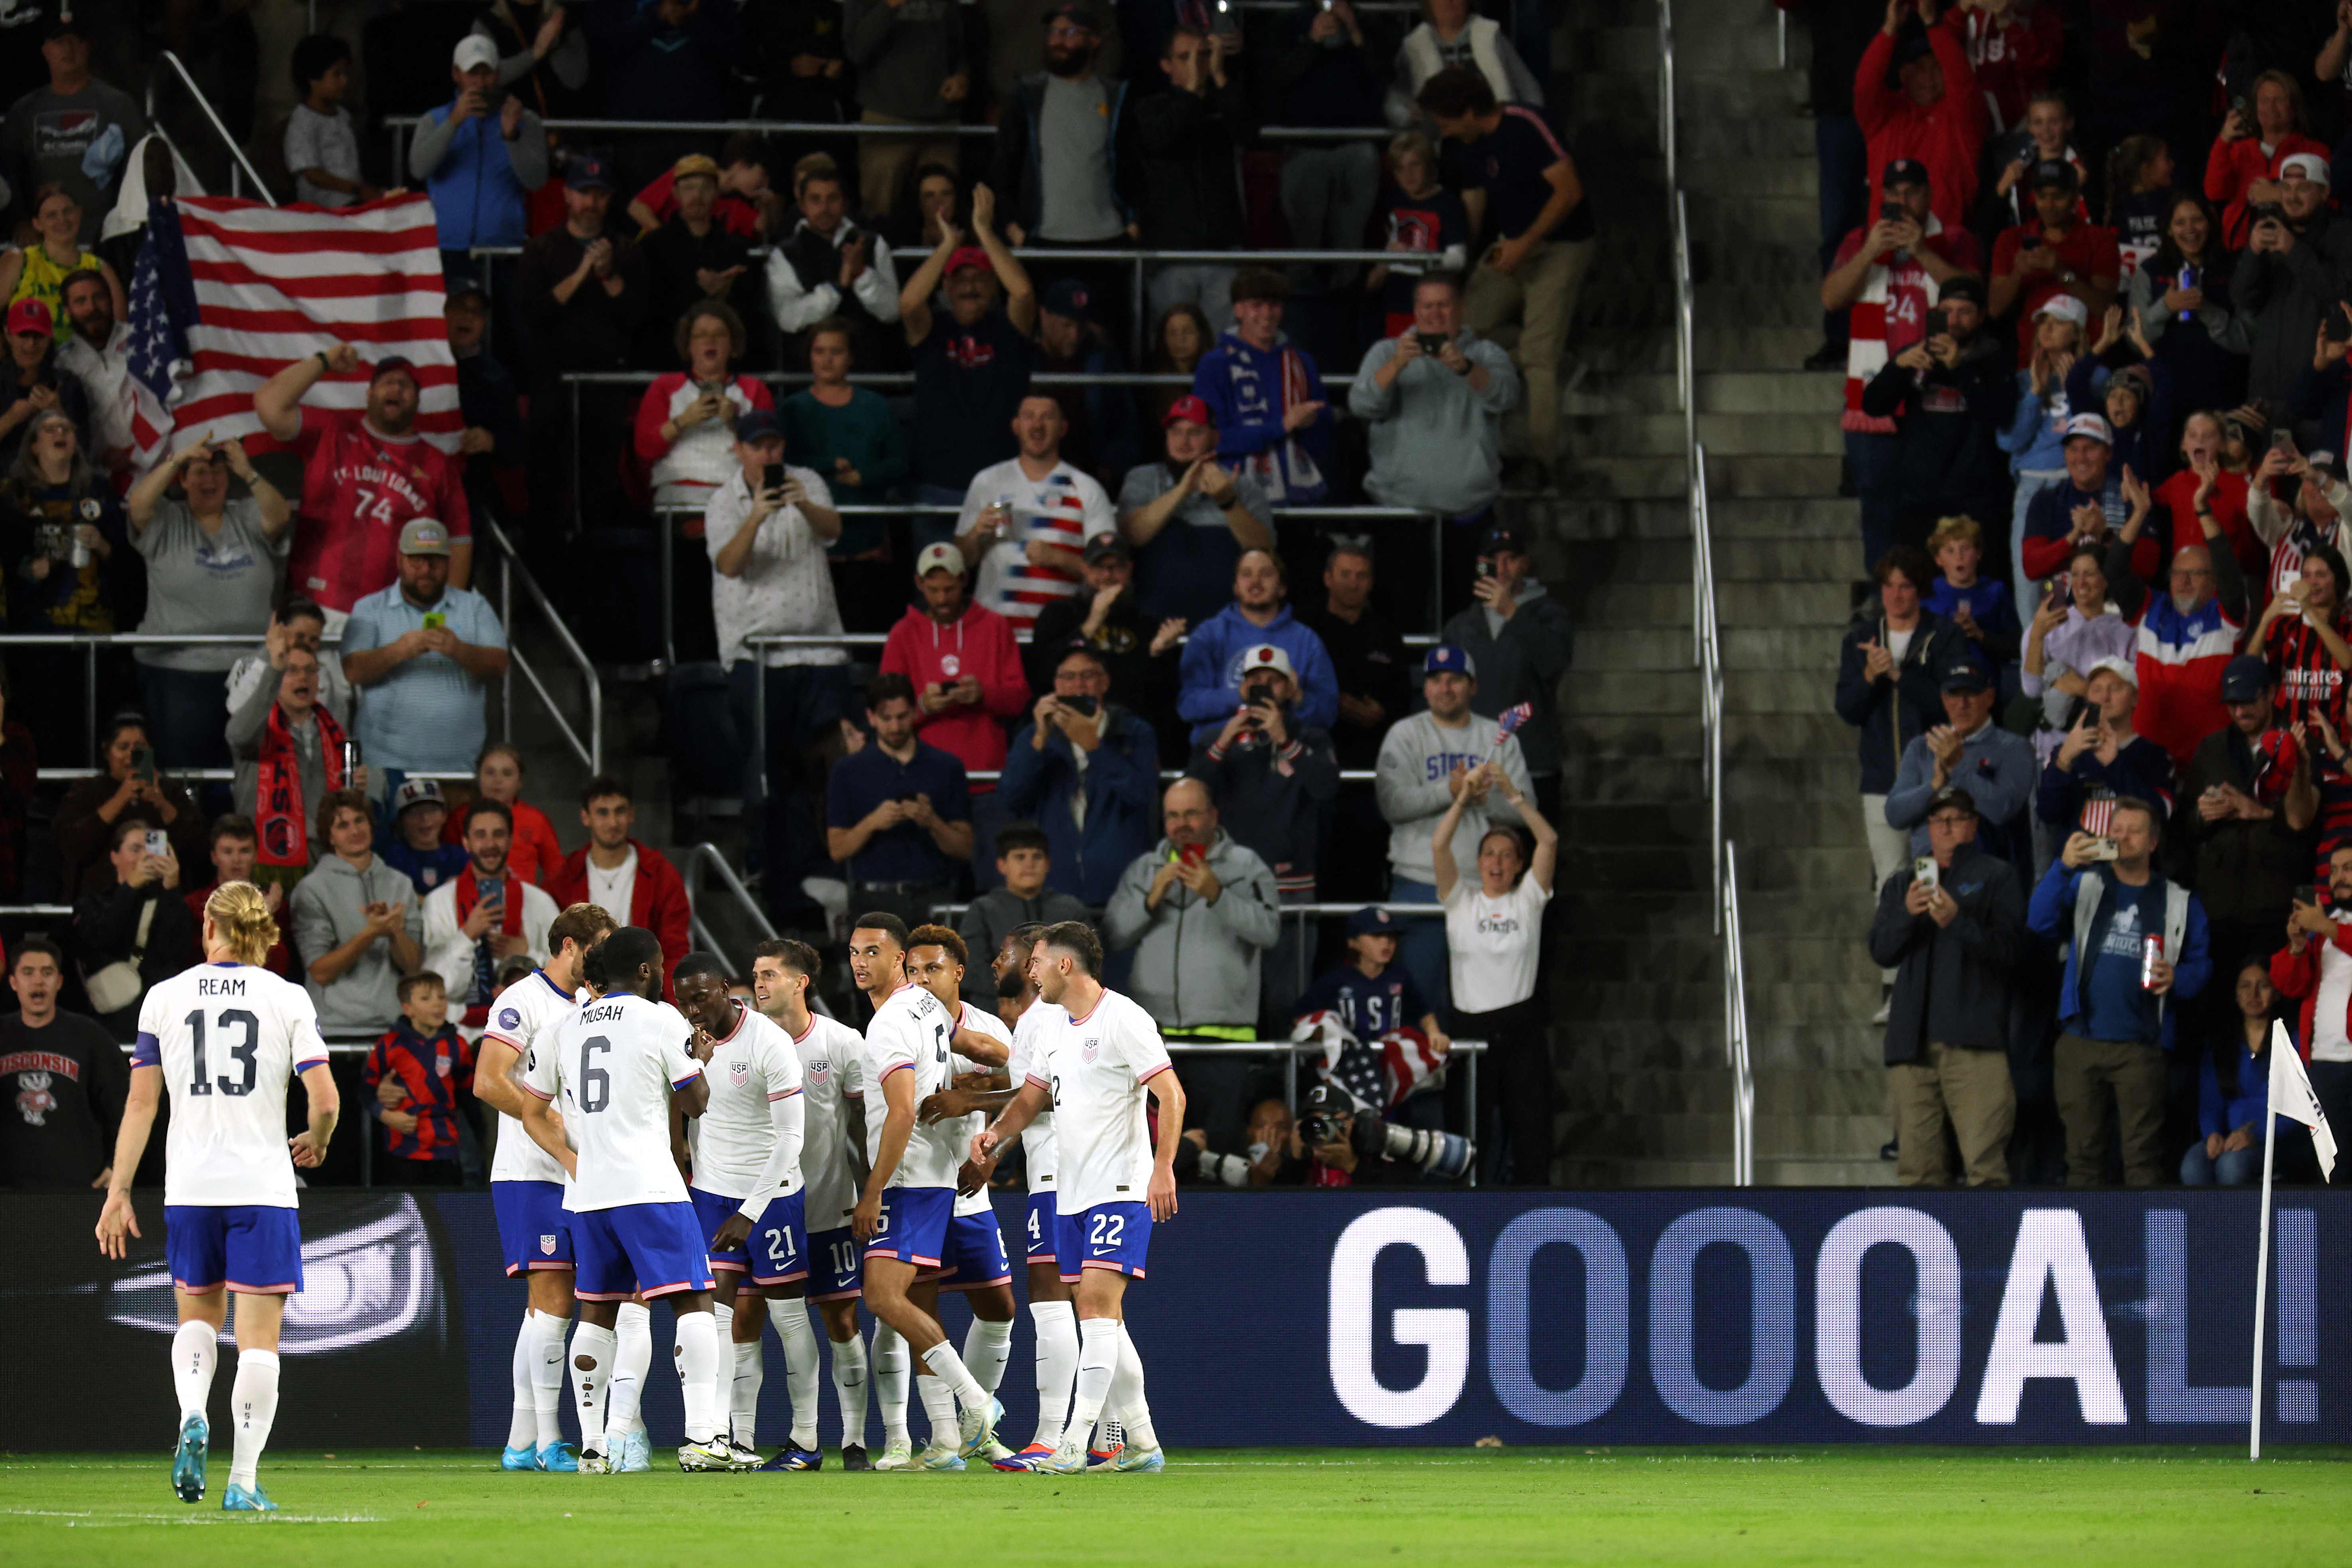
956, 1395, 1005, 1460
916, 1442, 968, 1471
535, 1441, 579, 1472
221, 1481, 277, 1512
992, 1441, 1051, 1472
500, 1443, 538, 1471
757, 1445, 822, 1471
1110, 1445, 1165, 1473
618, 1429, 652, 1473
172, 1414, 208, 1503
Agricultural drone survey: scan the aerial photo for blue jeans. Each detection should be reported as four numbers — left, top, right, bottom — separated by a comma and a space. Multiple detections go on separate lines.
1846, 430, 1902, 573
1388, 875, 1450, 1018
2179, 1137, 2262, 1187
1815, 114, 1867, 348
727, 661, 848, 895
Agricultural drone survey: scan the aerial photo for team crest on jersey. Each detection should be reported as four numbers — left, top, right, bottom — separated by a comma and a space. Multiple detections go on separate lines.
1080, 1037, 1100, 1064
539, 1233, 558, 1255
940, 654, 962, 677
498, 1007, 521, 1031
729, 1059, 749, 1088
14, 1069, 55, 1125
808, 1057, 830, 1084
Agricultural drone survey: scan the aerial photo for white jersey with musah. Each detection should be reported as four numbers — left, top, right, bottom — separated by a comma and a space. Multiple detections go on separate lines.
852, 981, 958, 1189
950, 1001, 1012, 1217
481, 969, 584, 1185
1037, 987, 1171, 1213
787, 1011, 866, 1233
527, 991, 702, 1211
134, 961, 328, 1208
1005, 999, 1064, 1194
692, 1002, 802, 1202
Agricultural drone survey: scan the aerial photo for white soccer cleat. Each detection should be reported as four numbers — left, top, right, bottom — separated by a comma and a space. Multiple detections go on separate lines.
871, 1438, 916, 1471
1109, 1444, 1165, 1473
577, 1447, 612, 1475
956, 1394, 1004, 1459
677, 1436, 735, 1472
724, 1438, 763, 1471
1027, 1438, 1090, 1475
618, 1429, 652, 1473
915, 1442, 968, 1471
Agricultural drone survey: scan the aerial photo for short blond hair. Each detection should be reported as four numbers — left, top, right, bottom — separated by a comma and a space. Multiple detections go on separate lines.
1926, 515, 1983, 554
205, 880, 280, 967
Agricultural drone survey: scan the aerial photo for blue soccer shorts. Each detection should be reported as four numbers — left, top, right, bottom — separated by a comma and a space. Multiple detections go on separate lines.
166, 1204, 303, 1295
862, 1185, 952, 1268
935, 1209, 1011, 1292
689, 1185, 751, 1274
570, 1201, 715, 1301
1021, 1191, 1058, 1266
491, 1179, 573, 1277
806, 1224, 863, 1302
1054, 1201, 1151, 1284
749, 1189, 809, 1288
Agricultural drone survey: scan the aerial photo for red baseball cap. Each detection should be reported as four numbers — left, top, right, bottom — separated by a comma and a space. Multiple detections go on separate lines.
5, 298, 53, 337
944, 246, 991, 276
1161, 393, 1214, 428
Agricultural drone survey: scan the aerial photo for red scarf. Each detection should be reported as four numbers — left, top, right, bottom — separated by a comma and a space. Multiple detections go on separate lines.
453, 870, 526, 1026
254, 700, 348, 867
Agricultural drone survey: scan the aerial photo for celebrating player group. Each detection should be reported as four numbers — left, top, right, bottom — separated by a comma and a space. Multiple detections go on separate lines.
94, 885, 1186, 1507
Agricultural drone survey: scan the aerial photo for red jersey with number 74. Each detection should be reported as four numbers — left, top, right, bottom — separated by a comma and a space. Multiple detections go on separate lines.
285, 407, 472, 613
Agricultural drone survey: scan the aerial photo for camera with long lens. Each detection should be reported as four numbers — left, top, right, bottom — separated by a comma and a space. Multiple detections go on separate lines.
1300, 1081, 1476, 1182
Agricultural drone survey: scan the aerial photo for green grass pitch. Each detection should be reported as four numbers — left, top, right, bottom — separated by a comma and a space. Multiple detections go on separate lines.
4, 1448, 2348, 1565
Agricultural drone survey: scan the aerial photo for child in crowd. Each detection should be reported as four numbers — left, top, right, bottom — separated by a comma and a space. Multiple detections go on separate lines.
382, 778, 470, 897
1292, 906, 1451, 1056
952, 821, 1089, 1005
363, 972, 477, 1185
283, 34, 378, 209
2104, 134, 2175, 276
1922, 515, 2021, 679
1984, 90, 2089, 232
1367, 132, 1470, 340
439, 745, 562, 885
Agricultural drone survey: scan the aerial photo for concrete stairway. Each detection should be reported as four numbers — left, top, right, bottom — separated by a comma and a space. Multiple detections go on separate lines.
1533, 0, 1888, 1185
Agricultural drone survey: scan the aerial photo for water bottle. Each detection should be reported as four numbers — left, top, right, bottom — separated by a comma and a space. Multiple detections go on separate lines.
2177, 262, 2196, 324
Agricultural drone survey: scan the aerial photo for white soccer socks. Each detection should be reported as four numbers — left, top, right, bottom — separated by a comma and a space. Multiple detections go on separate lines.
674, 1309, 721, 1445
226, 1349, 280, 1490
830, 1327, 870, 1450
731, 1335, 766, 1448
1063, 1317, 1119, 1440
915, 1373, 959, 1445
508, 1314, 538, 1450
1029, 1300, 1077, 1450
872, 1324, 910, 1446
773, 1301, 821, 1451
710, 1303, 740, 1442
570, 1321, 618, 1454
611, 1301, 653, 1438
172, 1319, 217, 1427
919, 1340, 989, 1414
528, 1310, 568, 1448
1110, 1323, 1157, 1452
963, 1316, 1015, 1396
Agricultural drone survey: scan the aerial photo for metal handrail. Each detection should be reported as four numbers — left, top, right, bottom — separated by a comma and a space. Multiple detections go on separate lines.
387, 115, 1393, 144
1723, 840, 1755, 1187
479, 513, 602, 773
150, 50, 278, 207
677, 841, 779, 978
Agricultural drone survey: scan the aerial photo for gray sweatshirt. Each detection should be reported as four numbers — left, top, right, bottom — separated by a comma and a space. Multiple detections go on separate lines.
226, 671, 351, 843
1101, 830, 1281, 1029
1374, 710, 1532, 885
1347, 328, 1521, 516
288, 852, 425, 1032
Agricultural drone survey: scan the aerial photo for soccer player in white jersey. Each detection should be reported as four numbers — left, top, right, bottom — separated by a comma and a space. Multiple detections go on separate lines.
95, 882, 340, 1512
748, 938, 877, 1469
975, 920, 1183, 1474
670, 952, 804, 1470
519, 926, 731, 1472
471, 902, 621, 1471
902, 925, 1019, 1467
842, 911, 1003, 1469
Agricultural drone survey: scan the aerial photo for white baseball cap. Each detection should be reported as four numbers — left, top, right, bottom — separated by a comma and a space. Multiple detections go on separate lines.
2283, 152, 2333, 187
2062, 412, 2113, 446
453, 35, 501, 73
915, 542, 966, 578
1239, 644, 1295, 680
2086, 653, 2138, 690
2034, 295, 2090, 328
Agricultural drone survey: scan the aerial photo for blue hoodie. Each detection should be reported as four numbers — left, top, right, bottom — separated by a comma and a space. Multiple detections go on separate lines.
1177, 602, 1339, 742
1191, 329, 1334, 503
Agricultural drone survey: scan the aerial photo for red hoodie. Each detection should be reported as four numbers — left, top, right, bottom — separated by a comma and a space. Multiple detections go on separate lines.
879, 602, 1031, 784
2204, 131, 2330, 252
1855, 14, 1988, 233
548, 838, 692, 1002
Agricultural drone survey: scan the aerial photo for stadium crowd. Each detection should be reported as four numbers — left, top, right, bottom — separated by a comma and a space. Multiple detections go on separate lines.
0, 0, 1578, 1193
1796, 0, 2352, 1188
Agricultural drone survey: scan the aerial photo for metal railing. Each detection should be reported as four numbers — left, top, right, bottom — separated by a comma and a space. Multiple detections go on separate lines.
481, 512, 603, 773
149, 50, 278, 207
1660, 0, 1752, 1185
677, 841, 779, 978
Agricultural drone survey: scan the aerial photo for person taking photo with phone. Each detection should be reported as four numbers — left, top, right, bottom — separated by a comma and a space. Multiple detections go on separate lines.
2034, 655, 2175, 842
1348, 272, 1520, 530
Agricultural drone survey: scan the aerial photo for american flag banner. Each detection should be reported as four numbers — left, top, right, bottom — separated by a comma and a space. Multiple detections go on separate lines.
1292, 1012, 1448, 1112
2078, 796, 2114, 838
1495, 702, 1534, 743
126, 194, 459, 470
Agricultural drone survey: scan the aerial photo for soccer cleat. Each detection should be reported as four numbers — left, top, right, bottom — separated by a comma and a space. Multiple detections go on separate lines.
577, 1447, 612, 1475
956, 1394, 1004, 1459
618, 1429, 652, 1473
171, 1414, 208, 1503
992, 1441, 1053, 1471
758, 1445, 823, 1471
1109, 1444, 1165, 1473
724, 1438, 764, 1471
221, 1481, 276, 1512
535, 1441, 579, 1473
1028, 1439, 1089, 1475
916, 1442, 967, 1471
677, 1436, 736, 1472
500, 1442, 538, 1471
980, 1439, 1016, 1464
840, 1444, 871, 1472
871, 1438, 915, 1471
